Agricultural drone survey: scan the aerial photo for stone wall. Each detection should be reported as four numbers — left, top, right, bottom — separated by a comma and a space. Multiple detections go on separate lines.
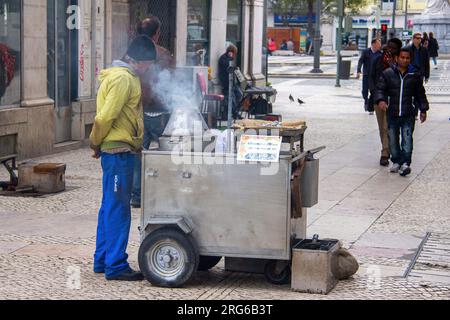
414, 15, 450, 54
0, 105, 54, 160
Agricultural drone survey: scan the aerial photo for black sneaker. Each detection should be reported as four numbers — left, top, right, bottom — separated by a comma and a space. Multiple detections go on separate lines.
399, 163, 411, 177
380, 156, 390, 167
106, 270, 145, 282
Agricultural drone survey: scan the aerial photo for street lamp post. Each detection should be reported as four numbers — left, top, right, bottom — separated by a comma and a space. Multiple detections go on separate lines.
336, 0, 344, 87
404, 0, 408, 31
392, 0, 397, 35
264, 0, 269, 81
311, 0, 323, 73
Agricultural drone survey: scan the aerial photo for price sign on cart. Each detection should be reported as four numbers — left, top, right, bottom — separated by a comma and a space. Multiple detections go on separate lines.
237, 135, 283, 163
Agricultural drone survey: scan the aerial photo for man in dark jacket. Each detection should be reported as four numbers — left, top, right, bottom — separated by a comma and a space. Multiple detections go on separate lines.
375, 47, 429, 177
408, 33, 430, 83
369, 38, 403, 167
357, 38, 381, 112
131, 16, 175, 209
428, 32, 439, 69
219, 44, 241, 119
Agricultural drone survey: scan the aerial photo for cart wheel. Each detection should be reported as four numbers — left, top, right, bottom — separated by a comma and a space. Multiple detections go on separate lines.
264, 260, 291, 285
138, 227, 199, 288
198, 256, 222, 271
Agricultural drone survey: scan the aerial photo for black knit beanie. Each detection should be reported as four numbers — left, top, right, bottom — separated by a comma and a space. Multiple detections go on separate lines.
127, 35, 157, 61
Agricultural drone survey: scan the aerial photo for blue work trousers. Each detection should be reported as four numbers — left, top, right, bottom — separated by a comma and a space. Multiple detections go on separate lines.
94, 152, 135, 277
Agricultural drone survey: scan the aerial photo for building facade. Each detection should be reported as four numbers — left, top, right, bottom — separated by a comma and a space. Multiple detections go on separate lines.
331, 0, 428, 51
0, 0, 267, 160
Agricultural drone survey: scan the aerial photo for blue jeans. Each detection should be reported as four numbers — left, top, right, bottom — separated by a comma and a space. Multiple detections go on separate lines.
94, 152, 135, 277
387, 116, 415, 166
131, 114, 167, 204
431, 57, 437, 66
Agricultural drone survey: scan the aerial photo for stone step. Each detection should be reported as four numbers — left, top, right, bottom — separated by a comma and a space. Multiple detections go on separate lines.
53, 141, 85, 154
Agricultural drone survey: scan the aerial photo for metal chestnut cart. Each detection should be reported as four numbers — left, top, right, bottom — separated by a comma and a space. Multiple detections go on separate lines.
137, 120, 324, 288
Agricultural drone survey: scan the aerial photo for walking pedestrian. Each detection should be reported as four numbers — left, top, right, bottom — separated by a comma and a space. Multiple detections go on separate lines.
287, 39, 295, 51
408, 33, 430, 83
268, 38, 276, 56
90, 35, 156, 281
422, 32, 429, 49
375, 47, 429, 177
370, 38, 403, 167
131, 16, 175, 209
357, 38, 382, 113
428, 32, 439, 69
219, 44, 242, 120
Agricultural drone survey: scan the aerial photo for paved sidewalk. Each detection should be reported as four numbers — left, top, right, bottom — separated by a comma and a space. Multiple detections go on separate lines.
268, 55, 360, 78
1, 60, 450, 300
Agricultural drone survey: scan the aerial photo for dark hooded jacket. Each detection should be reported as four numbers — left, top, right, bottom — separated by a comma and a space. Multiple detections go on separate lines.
374, 64, 429, 118
369, 49, 394, 95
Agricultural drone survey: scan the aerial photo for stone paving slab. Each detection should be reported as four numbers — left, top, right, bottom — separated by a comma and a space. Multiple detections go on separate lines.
0, 241, 29, 255
0, 252, 449, 300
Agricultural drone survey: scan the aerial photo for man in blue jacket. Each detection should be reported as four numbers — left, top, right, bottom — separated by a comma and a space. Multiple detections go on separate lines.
375, 47, 429, 177
408, 33, 430, 83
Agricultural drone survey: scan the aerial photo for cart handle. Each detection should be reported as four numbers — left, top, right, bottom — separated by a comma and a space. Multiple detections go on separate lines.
308, 146, 327, 157
290, 152, 309, 163
290, 146, 326, 163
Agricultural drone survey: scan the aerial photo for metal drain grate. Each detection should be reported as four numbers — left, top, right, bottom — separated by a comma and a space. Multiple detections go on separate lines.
405, 233, 450, 284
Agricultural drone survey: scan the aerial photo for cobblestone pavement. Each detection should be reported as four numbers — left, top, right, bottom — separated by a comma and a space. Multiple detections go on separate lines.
1, 60, 450, 300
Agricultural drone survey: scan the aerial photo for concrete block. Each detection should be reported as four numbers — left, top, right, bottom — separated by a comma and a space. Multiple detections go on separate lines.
18, 162, 66, 194
291, 239, 341, 295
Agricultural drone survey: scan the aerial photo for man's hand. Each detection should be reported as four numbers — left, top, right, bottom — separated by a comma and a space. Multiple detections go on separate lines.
356, 72, 361, 80
91, 145, 101, 159
425, 79, 429, 84
420, 112, 427, 123
378, 101, 388, 112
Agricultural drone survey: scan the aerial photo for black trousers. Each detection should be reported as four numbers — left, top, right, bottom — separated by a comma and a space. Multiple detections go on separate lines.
363, 75, 374, 112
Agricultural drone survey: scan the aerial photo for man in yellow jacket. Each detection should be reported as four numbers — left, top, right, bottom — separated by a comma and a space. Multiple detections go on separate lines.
90, 35, 156, 281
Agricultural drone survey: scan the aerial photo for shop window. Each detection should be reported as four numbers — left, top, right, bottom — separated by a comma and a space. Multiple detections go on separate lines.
187, 0, 210, 66
130, 0, 177, 54
340, 29, 369, 51
227, 0, 242, 68
47, 0, 72, 108
0, 0, 21, 108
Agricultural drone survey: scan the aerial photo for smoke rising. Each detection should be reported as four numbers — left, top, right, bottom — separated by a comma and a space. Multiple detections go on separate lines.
150, 67, 200, 111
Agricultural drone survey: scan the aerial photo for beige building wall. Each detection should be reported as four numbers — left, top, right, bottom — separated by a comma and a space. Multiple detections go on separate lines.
0, 0, 268, 160
407, 0, 427, 11
0, 0, 55, 160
